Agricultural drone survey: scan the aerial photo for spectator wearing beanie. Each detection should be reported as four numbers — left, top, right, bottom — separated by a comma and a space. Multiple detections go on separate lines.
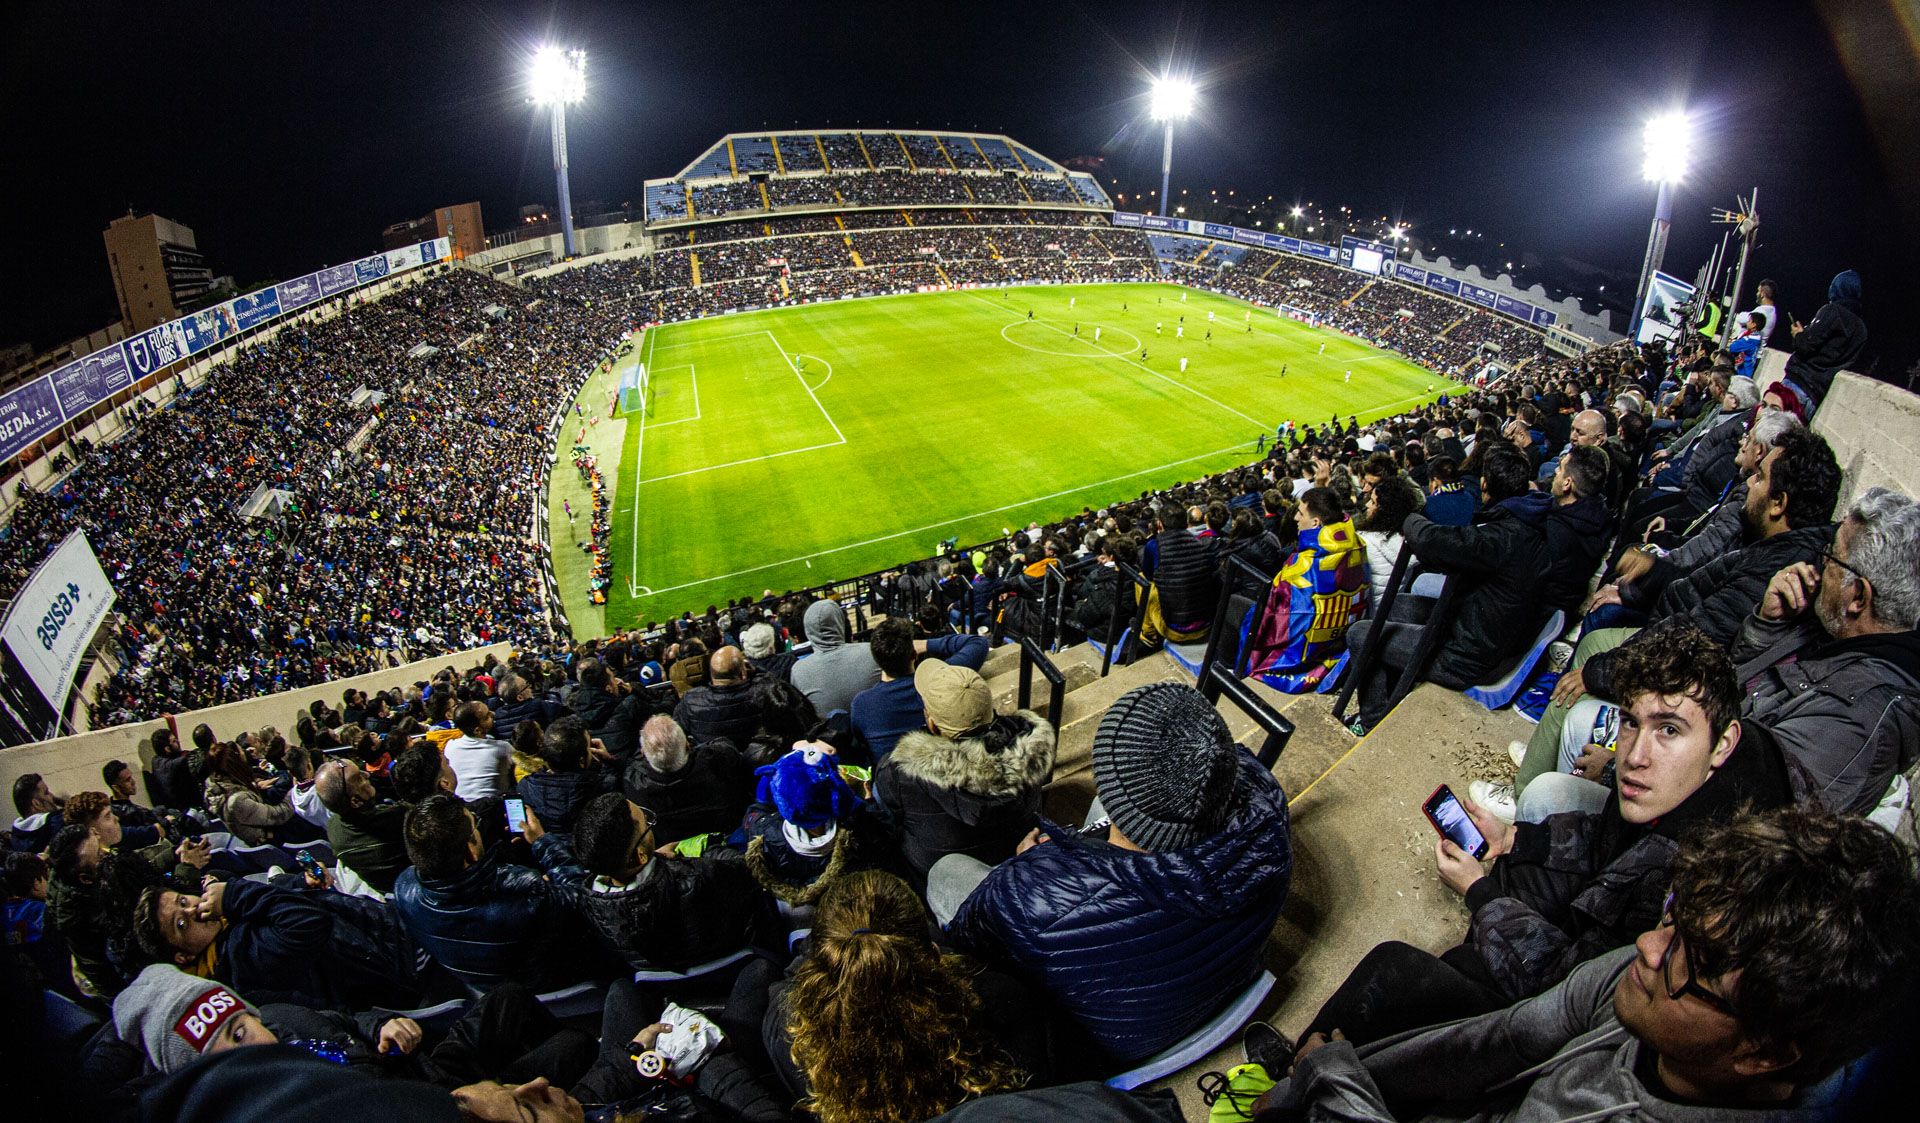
940, 683, 1292, 1065
873, 659, 1055, 882
742, 744, 870, 907
113, 965, 268, 1074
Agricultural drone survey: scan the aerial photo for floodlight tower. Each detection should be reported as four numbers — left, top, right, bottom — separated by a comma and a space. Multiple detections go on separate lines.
530, 45, 587, 258
1150, 77, 1196, 218
1632, 112, 1690, 336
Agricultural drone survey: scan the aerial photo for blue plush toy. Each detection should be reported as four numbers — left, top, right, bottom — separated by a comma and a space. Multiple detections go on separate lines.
754, 743, 856, 830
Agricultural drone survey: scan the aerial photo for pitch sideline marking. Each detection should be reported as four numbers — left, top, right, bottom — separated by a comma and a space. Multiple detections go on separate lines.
966, 294, 1268, 432
629, 324, 660, 596
634, 439, 1255, 598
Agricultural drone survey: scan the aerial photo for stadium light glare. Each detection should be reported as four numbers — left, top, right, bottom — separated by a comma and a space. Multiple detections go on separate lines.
529, 45, 587, 105
1632, 109, 1691, 337
529, 45, 588, 258
1149, 76, 1197, 121
1641, 112, 1690, 183
1148, 75, 1198, 218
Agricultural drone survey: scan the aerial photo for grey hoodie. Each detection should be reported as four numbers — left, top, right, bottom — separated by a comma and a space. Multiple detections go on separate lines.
1269, 946, 1840, 1122
788, 599, 881, 716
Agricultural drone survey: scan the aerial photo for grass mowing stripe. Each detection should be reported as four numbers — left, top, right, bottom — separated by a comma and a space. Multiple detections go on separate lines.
574, 281, 1455, 632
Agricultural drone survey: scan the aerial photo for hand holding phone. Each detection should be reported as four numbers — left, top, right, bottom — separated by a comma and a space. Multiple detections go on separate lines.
504, 798, 527, 834
1423, 785, 1489, 859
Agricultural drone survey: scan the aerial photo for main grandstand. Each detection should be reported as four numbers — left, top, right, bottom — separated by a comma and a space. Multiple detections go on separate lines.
4, 106, 1914, 1123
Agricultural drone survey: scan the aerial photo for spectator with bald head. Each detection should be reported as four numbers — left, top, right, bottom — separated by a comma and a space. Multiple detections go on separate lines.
622, 715, 750, 845
673, 646, 761, 747
317, 759, 411, 893
444, 701, 514, 801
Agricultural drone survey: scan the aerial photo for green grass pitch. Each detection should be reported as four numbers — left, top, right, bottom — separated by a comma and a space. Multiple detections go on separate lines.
551, 281, 1458, 634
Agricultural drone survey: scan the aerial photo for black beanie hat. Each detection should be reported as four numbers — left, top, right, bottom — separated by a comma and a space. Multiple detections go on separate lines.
1091, 683, 1243, 851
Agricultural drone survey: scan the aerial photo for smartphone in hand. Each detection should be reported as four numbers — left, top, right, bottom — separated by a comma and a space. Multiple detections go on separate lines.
1423, 784, 1490, 860
504, 798, 527, 834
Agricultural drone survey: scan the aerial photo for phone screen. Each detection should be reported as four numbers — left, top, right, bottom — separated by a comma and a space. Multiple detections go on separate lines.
1423, 785, 1489, 859
504, 798, 527, 833
294, 849, 325, 877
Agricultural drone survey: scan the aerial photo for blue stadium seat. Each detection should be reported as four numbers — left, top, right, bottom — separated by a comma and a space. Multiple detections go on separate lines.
1410, 572, 1448, 599
535, 981, 608, 1019
1105, 970, 1277, 1091
1163, 639, 1209, 677
1465, 609, 1565, 711
632, 947, 755, 985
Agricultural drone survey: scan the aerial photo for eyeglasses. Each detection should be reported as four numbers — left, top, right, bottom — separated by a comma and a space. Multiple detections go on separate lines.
1818, 544, 1868, 586
1658, 892, 1738, 1018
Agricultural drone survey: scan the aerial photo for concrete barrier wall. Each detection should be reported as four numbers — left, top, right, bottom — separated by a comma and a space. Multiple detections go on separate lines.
1752, 350, 1913, 511
0, 643, 512, 811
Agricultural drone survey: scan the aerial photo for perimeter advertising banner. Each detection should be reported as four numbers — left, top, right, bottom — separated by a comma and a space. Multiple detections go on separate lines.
1, 530, 116, 718
0, 238, 451, 465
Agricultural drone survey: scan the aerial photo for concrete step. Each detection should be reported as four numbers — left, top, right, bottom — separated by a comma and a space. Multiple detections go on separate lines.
978, 638, 1022, 679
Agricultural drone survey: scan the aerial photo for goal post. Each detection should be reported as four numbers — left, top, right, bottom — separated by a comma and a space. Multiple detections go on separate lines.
618, 362, 648, 416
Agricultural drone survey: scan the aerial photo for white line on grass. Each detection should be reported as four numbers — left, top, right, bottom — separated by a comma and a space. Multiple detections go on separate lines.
636, 439, 1255, 597
637, 440, 847, 485
965, 294, 1268, 431
629, 325, 660, 596
766, 331, 847, 444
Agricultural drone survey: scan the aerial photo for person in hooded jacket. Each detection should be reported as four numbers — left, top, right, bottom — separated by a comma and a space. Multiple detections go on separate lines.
874, 659, 1056, 883
941, 683, 1291, 1067
1303, 625, 1795, 1047
789, 598, 882, 716
1782, 268, 1867, 411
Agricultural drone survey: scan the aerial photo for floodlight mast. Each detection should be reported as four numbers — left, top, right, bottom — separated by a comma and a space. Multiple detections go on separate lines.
1150, 78, 1196, 218
1632, 112, 1690, 338
531, 46, 587, 258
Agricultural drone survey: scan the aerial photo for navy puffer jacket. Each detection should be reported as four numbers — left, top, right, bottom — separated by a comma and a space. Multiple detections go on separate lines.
947, 754, 1291, 1062
393, 836, 588, 991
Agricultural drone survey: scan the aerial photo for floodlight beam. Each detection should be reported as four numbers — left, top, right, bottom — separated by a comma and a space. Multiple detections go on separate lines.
1631, 110, 1690, 338
1149, 77, 1195, 218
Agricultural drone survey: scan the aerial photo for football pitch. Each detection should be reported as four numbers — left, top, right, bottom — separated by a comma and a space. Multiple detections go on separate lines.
555, 282, 1456, 633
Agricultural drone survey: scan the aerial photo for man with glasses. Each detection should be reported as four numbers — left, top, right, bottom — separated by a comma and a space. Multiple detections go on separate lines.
1252, 805, 1920, 1121
560, 791, 768, 973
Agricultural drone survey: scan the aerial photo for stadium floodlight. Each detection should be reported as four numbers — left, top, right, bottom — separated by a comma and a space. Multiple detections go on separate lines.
1632, 110, 1691, 338
1149, 76, 1197, 218
530, 45, 587, 258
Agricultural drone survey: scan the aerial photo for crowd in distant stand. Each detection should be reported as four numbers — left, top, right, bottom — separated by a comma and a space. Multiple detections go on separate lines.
2, 270, 627, 726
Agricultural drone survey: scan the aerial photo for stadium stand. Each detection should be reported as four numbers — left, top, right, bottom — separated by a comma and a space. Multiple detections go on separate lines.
8, 121, 1916, 1123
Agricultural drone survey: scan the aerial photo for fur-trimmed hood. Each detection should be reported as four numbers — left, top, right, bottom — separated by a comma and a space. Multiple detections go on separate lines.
885, 710, 1055, 798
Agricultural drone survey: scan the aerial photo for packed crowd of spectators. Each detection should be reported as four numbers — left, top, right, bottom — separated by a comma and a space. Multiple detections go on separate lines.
7, 226, 1910, 1120
2, 270, 627, 726
647, 168, 1103, 221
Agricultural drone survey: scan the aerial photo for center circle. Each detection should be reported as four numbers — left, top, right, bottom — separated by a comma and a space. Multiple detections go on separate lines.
998, 320, 1143, 359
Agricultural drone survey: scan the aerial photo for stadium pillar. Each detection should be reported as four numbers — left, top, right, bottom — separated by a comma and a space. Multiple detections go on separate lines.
1158, 122, 1175, 218
1630, 179, 1672, 340
550, 99, 578, 259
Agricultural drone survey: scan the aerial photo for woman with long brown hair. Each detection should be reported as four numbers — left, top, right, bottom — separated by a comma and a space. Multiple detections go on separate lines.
201, 742, 293, 845
774, 869, 1035, 1122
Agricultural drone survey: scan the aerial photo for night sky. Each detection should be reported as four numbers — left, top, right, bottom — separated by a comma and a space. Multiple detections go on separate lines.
2, 1, 1912, 373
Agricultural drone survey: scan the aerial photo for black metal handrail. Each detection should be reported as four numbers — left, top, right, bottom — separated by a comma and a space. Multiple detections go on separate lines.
1194, 553, 1280, 688
1329, 540, 1460, 726
1198, 663, 1296, 768
1098, 561, 1151, 677
1016, 634, 1067, 731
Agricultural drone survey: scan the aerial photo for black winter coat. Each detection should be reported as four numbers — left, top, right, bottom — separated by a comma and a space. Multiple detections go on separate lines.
1219, 531, 1289, 600
1068, 564, 1127, 643
573, 848, 764, 972
213, 879, 422, 1010
673, 681, 762, 747
873, 712, 1056, 877
491, 695, 565, 742
1400, 503, 1554, 686
568, 685, 651, 764
1464, 722, 1794, 1000
622, 742, 752, 844
1150, 530, 1220, 631
1585, 523, 1830, 700
1537, 496, 1612, 618
1784, 286, 1867, 407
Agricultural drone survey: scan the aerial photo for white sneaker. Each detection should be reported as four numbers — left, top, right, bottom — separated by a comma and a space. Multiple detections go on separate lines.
1469, 779, 1517, 823
1545, 641, 1574, 673
1507, 740, 1528, 768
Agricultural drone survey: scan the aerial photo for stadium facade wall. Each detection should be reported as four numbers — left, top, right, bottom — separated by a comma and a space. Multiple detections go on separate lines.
0, 643, 513, 811
1408, 250, 1619, 343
